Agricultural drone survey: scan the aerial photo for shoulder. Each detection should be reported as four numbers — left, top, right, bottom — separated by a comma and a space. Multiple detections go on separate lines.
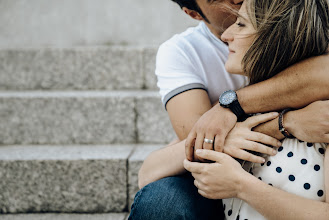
158, 22, 212, 57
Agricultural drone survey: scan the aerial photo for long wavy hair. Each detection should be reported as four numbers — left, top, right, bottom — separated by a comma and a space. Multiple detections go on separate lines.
242, 0, 329, 84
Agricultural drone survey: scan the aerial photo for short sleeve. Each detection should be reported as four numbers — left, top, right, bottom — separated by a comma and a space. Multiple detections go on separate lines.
155, 41, 207, 108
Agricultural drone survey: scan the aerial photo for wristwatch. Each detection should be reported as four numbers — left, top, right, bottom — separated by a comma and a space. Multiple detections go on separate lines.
219, 90, 246, 121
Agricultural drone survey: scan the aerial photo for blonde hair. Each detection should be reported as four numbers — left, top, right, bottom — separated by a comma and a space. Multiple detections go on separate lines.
242, 0, 329, 84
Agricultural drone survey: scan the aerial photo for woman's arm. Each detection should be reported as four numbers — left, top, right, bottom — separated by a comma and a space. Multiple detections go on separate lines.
184, 148, 329, 220
253, 100, 329, 143
238, 147, 329, 220
138, 140, 187, 189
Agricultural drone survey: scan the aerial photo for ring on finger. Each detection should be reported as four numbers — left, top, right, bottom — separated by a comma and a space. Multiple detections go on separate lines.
204, 138, 214, 144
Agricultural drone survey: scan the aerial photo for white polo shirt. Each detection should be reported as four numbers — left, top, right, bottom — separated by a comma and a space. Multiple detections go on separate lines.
155, 21, 248, 108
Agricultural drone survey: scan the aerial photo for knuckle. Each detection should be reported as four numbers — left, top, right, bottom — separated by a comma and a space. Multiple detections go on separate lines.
256, 134, 265, 142
217, 145, 225, 153
200, 167, 206, 173
266, 146, 273, 154
250, 143, 260, 151
203, 178, 209, 185
200, 177, 207, 184
213, 126, 223, 134
203, 185, 211, 192
245, 154, 253, 162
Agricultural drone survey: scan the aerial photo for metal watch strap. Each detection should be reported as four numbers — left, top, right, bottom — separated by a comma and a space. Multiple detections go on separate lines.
278, 108, 294, 138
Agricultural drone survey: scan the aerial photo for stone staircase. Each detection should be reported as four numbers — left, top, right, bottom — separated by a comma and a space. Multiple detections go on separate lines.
0, 46, 177, 219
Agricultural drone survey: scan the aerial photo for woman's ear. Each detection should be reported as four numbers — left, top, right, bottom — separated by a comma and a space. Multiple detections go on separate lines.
182, 7, 203, 21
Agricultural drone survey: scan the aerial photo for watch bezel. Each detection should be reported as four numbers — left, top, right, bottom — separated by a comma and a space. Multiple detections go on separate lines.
219, 90, 237, 107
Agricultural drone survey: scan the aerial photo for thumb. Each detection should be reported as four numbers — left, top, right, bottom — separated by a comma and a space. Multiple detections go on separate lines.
195, 149, 226, 163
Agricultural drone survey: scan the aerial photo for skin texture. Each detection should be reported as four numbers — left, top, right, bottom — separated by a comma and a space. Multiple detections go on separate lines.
139, 113, 280, 188
194, 0, 242, 39
139, 123, 329, 219
166, 89, 212, 140
184, 149, 329, 220
165, 0, 329, 162
167, 0, 244, 142
221, 4, 256, 75
139, 0, 329, 218
183, 2, 329, 218
184, 0, 329, 161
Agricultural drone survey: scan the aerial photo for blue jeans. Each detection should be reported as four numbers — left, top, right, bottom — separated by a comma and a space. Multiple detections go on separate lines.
129, 173, 224, 220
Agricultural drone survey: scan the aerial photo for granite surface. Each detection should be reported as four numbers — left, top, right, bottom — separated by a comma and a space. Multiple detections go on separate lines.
142, 48, 158, 90
0, 145, 134, 213
0, 47, 148, 90
136, 94, 176, 143
0, 213, 128, 220
0, 91, 136, 145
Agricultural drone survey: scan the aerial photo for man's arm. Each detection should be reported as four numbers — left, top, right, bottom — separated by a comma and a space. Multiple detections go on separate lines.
166, 89, 212, 140
238, 53, 329, 112
186, 53, 329, 161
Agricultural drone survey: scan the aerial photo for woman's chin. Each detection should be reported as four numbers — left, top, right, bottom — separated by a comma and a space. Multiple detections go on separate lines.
225, 65, 244, 75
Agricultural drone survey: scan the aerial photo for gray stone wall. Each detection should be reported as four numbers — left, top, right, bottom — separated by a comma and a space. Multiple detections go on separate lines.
0, 0, 199, 48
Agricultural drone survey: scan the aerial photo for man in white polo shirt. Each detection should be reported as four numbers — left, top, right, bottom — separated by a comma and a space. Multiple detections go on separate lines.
129, 0, 329, 219
157, 21, 247, 112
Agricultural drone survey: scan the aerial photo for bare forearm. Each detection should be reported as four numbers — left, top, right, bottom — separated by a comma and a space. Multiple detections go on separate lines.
237, 54, 329, 114
167, 90, 212, 140
252, 116, 284, 140
238, 173, 329, 220
138, 140, 187, 188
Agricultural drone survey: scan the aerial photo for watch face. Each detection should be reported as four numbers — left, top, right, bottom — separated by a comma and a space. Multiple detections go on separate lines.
220, 90, 237, 105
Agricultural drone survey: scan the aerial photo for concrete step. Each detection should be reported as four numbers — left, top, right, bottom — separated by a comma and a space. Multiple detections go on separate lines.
0, 144, 163, 214
0, 47, 157, 90
1, 213, 128, 220
0, 0, 198, 48
0, 91, 175, 145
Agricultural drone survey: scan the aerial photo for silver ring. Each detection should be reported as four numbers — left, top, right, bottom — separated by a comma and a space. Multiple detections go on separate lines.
204, 138, 214, 144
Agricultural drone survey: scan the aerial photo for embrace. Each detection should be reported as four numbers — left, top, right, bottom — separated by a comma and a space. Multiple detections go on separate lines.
130, 0, 329, 219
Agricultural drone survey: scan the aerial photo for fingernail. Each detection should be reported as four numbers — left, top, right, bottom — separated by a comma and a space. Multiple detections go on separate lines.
262, 158, 266, 163
272, 149, 277, 155
277, 142, 282, 147
196, 149, 202, 154
273, 112, 279, 116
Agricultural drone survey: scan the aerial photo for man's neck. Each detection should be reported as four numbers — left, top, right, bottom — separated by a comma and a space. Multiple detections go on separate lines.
204, 22, 223, 40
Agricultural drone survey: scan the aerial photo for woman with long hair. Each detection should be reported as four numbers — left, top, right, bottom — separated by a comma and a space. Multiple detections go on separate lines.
184, 0, 329, 219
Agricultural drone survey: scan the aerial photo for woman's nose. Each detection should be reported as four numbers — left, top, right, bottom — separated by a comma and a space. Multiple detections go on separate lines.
221, 26, 234, 43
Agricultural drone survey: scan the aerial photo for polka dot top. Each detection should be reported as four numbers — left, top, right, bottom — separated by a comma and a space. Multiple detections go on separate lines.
222, 139, 327, 220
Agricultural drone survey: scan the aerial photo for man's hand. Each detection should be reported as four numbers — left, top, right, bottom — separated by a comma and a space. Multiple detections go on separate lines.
285, 100, 329, 143
185, 104, 237, 161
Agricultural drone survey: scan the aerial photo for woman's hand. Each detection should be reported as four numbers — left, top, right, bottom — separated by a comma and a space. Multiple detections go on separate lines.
284, 100, 329, 143
223, 112, 281, 163
184, 149, 249, 200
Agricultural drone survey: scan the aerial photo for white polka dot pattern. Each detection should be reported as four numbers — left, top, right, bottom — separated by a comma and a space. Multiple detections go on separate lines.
223, 139, 327, 220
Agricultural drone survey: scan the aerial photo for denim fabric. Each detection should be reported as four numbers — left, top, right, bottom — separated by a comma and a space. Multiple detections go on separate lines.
129, 173, 224, 220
